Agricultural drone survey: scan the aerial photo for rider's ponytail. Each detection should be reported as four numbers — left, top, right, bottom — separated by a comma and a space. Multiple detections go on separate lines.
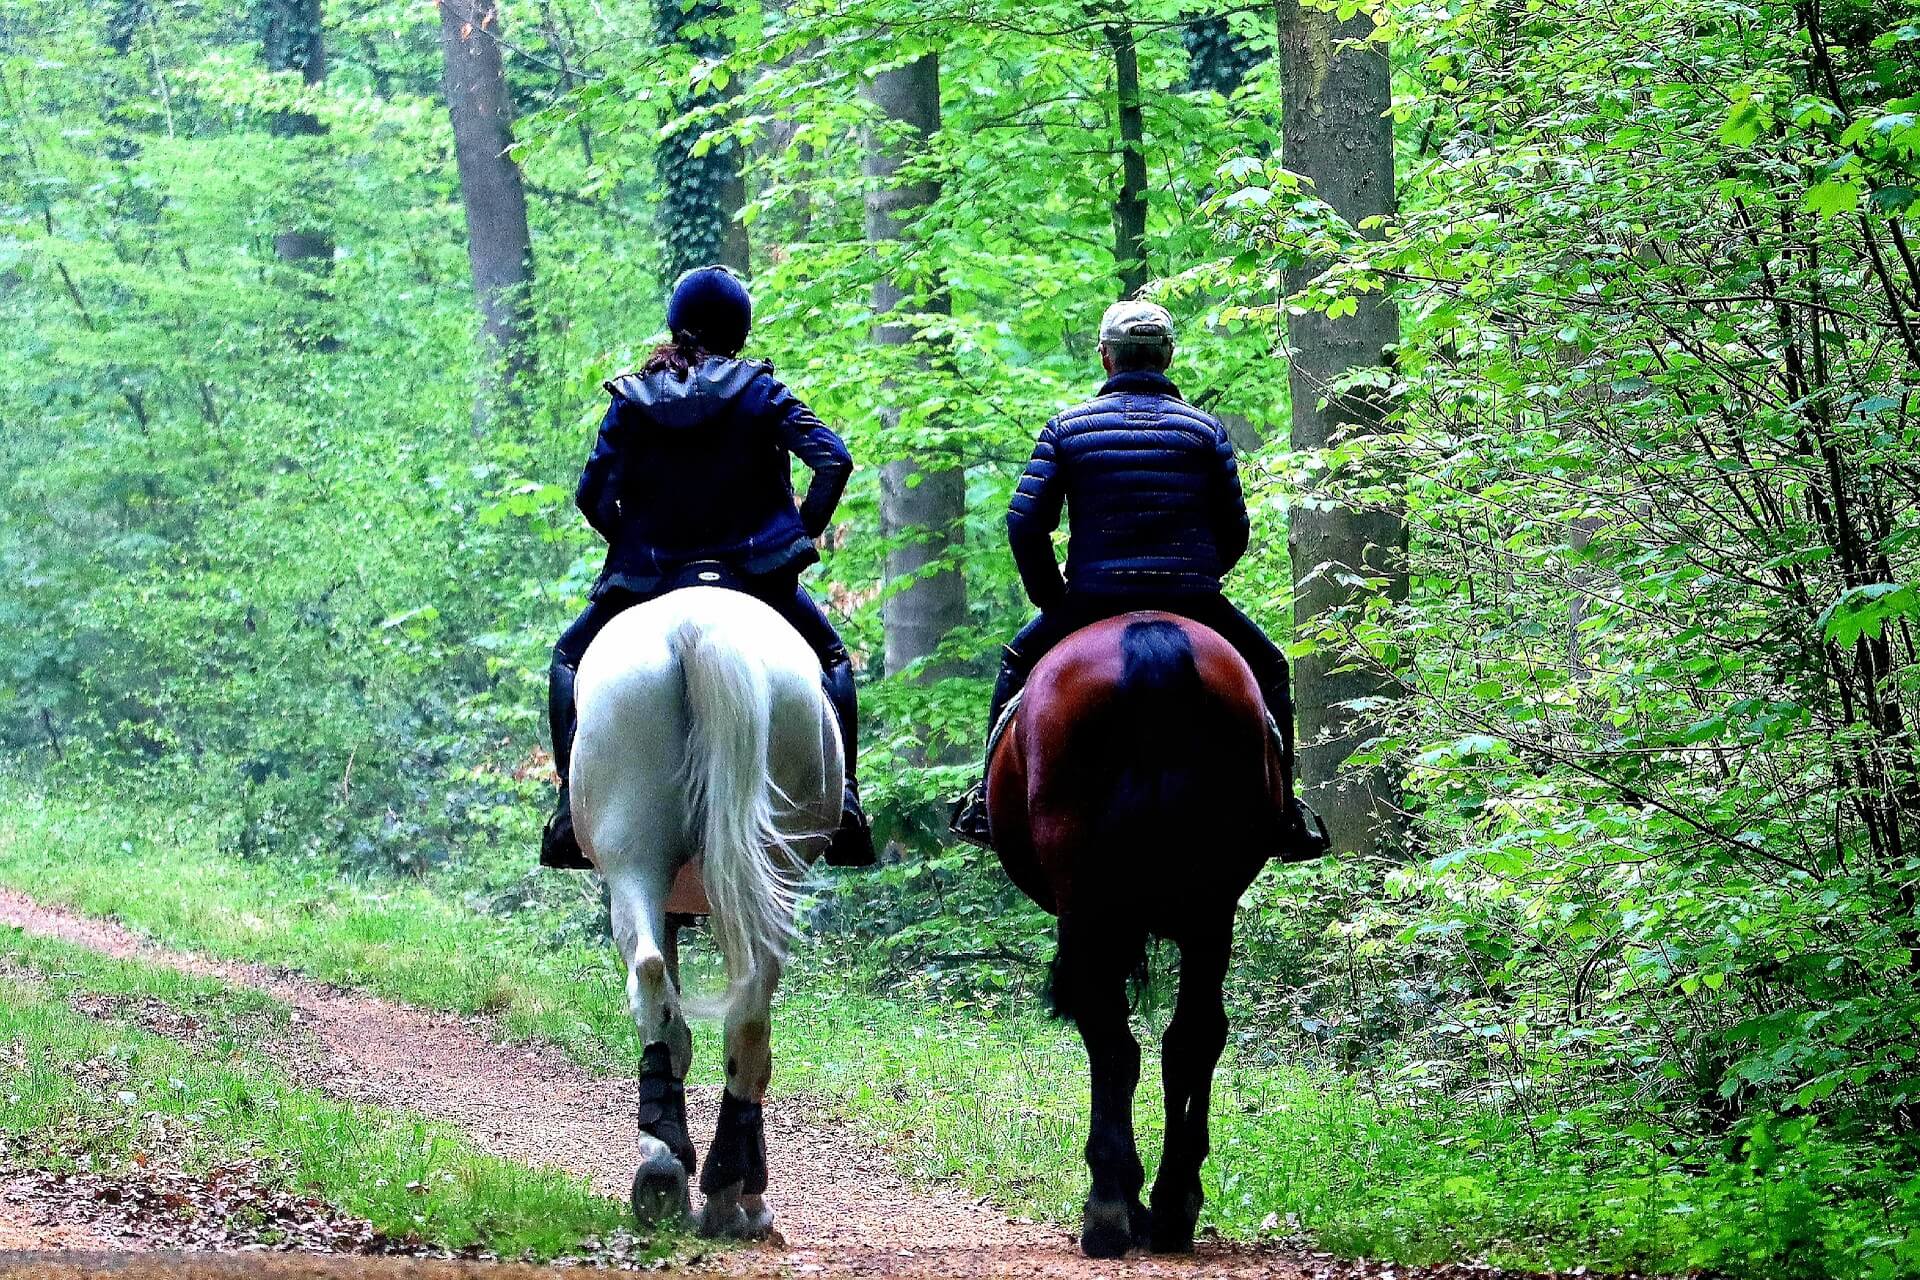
640, 332, 719, 377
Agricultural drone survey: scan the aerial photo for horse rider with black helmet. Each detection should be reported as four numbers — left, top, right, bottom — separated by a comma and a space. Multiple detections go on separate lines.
542, 265, 875, 871
952, 300, 1320, 855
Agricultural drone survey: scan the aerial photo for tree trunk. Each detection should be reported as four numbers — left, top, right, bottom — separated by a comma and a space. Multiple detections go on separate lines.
259, 0, 332, 269
1279, 0, 1406, 856
437, 0, 536, 394
1106, 16, 1149, 298
656, 0, 749, 277
864, 54, 966, 686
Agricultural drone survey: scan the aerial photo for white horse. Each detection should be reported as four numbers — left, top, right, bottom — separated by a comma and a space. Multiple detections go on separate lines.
571, 586, 842, 1238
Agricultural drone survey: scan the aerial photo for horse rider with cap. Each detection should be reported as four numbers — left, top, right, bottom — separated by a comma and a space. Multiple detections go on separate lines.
542, 265, 875, 871
952, 299, 1309, 850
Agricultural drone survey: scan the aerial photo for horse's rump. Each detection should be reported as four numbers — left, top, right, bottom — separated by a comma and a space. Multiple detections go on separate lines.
571, 587, 845, 1240
990, 612, 1274, 925
573, 587, 842, 1009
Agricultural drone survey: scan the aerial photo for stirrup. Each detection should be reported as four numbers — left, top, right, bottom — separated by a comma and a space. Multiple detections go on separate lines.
823, 785, 876, 867
539, 788, 593, 870
948, 785, 993, 850
1276, 794, 1332, 863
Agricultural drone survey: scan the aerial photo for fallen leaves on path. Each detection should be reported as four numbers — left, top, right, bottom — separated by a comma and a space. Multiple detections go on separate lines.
0, 1160, 386, 1256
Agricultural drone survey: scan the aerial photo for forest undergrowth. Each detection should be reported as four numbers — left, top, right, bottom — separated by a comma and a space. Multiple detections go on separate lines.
0, 927, 637, 1261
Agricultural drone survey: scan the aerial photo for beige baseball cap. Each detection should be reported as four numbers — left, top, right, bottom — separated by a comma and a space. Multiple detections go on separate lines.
1098, 299, 1176, 349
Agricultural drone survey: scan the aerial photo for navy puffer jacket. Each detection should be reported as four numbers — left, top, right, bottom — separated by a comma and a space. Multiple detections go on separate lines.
577, 357, 851, 596
1006, 369, 1250, 607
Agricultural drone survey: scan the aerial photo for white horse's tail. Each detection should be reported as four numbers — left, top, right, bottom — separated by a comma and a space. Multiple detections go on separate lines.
671, 618, 799, 1014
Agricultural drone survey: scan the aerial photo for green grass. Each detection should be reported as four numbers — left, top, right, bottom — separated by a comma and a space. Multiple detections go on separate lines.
5, 776, 1916, 1277
0, 786, 643, 1072
0, 930, 645, 1261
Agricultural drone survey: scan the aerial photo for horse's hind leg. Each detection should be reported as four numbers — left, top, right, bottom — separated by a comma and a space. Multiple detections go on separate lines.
697, 961, 781, 1240
606, 857, 695, 1225
1150, 925, 1232, 1253
1057, 913, 1150, 1258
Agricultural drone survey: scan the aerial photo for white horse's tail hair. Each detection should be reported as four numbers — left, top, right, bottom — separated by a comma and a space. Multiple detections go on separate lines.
671, 618, 798, 1017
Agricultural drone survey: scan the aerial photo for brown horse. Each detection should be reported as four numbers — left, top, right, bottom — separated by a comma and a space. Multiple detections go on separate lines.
988, 611, 1294, 1258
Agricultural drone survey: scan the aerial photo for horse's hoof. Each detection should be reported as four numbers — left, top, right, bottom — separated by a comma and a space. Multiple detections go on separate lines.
1148, 1187, 1201, 1254
698, 1182, 768, 1239
631, 1145, 691, 1227
739, 1193, 776, 1241
1128, 1199, 1154, 1249
1080, 1198, 1134, 1259
1149, 1224, 1195, 1255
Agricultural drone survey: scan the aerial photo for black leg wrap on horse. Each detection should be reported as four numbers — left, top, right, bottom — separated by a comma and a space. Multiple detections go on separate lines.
700, 1089, 767, 1195
637, 1043, 696, 1177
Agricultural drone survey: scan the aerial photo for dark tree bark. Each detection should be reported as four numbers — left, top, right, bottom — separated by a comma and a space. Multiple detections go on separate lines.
864, 54, 966, 686
436, 0, 536, 394
1106, 16, 1149, 298
656, 0, 749, 277
1279, 0, 1406, 856
259, 0, 332, 269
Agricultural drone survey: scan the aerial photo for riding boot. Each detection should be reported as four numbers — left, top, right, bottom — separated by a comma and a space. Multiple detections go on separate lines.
540, 659, 593, 870
1255, 674, 1330, 861
821, 651, 876, 868
950, 649, 1025, 849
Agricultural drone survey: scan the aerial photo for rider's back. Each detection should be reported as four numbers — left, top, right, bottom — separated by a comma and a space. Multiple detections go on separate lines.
586, 357, 848, 590
1008, 369, 1249, 601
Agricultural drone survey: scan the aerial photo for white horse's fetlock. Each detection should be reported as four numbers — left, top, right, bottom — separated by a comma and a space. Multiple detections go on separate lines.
698, 1183, 772, 1239
630, 1137, 692, 1227
738, 1192, 776, 1241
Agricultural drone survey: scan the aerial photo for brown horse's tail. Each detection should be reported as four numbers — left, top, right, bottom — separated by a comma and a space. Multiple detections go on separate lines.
1094, 618, 1213, 842
1046, 617, 1234, 1018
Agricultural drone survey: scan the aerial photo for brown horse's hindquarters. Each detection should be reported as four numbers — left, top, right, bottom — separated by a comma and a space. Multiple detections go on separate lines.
990, 615, 1272, 928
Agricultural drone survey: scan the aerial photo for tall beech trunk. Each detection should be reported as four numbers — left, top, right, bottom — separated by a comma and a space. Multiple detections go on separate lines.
1106, 15, 1149, 298
260, 0, 331, 269
864, 55, 966, 687
1279, 0, 1406, 855
437, 0, 536, 394
656, 0, 749, 277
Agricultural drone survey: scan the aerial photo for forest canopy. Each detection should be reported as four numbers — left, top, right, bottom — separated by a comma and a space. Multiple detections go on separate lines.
3, 0, 1920, 1273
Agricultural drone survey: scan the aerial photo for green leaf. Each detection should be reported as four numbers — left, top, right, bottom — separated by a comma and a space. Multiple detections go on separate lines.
1720, 95, 1770, 147
1817, 583, 1920, 647
1803, 179, 1861, 217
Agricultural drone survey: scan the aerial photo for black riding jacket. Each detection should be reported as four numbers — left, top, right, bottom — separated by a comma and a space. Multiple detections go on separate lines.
577, 357, 851, 596
1006, 369, 1251, 607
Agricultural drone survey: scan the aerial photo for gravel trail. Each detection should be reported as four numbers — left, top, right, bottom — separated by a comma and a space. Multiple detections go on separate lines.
0, 888, 1499, 1278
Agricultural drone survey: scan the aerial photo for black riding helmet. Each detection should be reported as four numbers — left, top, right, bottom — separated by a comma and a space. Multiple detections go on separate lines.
666, 265, 752, 356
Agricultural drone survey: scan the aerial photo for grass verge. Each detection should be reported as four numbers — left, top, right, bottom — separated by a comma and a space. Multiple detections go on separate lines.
5, 776, 1915, 1277
0, 928, 644, 1262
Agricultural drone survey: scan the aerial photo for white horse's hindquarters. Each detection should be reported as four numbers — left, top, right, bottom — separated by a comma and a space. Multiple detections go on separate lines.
575, 589, 843, 857
568, 587, 845, 1236
571, 589, 843, 1018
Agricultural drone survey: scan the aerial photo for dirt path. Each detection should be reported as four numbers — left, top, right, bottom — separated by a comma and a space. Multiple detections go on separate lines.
0, 889, 1465, 1278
